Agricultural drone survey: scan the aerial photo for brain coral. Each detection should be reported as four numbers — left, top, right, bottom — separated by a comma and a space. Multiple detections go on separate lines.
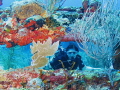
11, 0, 46, 19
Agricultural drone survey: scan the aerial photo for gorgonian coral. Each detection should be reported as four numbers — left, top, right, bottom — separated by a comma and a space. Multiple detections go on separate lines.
30, 37, 59, 68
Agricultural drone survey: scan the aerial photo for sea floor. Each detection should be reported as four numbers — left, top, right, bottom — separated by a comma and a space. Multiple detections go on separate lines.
0, 67, 120, 90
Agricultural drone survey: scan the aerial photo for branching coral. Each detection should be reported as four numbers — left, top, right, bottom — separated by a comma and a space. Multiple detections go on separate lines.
11, 0, 47, 19
30, 37, 59, 68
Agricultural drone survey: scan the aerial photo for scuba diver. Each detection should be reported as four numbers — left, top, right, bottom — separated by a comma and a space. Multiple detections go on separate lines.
50, 44, 84, 70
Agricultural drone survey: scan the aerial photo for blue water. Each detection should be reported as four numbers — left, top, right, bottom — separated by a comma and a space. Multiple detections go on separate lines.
1, 0, 120, 9
0, 0, 82, 8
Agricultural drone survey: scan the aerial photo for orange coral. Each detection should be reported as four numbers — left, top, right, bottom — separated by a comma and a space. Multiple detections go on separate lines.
0, 26, 66, 47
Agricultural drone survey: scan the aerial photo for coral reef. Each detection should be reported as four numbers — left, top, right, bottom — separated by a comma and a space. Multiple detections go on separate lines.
70, 0, 120, 86
30, 37, 59, 68
0, 68, 120, 89
0, 0, 120, 89
45, 16, 60, 28
11, 0, 47, 19
0, 70, 7, 81
0, 24, 65, 48
0, 8, 11, 20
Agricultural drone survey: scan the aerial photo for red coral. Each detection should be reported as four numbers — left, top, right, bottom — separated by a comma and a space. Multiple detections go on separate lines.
0, 26, 67, 47
24, 20, 37, 28
4, 69, 39, 88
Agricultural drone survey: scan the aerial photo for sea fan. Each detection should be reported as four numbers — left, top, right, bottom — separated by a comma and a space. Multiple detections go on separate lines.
71, 0, 120, 86
30, 37, 59, 68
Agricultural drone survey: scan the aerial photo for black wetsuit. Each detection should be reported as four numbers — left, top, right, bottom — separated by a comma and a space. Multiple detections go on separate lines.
50, 52, 84, 70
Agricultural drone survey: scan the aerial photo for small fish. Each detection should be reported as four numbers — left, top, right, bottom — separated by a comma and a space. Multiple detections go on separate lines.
0, 0, 2, 6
